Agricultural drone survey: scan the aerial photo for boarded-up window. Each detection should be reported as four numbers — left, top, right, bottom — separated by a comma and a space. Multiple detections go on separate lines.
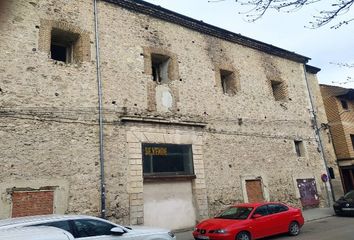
12, 191, 54, 217
245, 179, 264, 203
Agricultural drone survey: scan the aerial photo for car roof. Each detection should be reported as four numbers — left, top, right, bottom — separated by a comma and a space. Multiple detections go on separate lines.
0, 226, 74, 240
232, 202, 288, 208
0, 215, 104, 228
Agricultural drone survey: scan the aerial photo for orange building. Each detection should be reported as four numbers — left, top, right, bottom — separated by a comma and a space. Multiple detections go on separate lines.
320, 85, 354, 193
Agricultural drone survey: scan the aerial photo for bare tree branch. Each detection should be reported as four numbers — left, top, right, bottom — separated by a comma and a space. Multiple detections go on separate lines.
209, 0, 354, 28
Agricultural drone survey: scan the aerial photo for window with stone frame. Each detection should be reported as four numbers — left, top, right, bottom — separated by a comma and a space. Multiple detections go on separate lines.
38, 19, 91, 64
270, 80, 287, 101
220, 69, 238, 96
142, 143, 194, 177
151, 53, 171, 84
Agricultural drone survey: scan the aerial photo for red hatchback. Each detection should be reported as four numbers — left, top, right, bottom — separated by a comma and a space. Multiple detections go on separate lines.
193, 202, 304, 240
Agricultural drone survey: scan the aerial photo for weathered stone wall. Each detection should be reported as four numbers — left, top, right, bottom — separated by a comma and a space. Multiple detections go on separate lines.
0, 0, 331, 227
98, 1, 329, 218
0, 0, 103, 218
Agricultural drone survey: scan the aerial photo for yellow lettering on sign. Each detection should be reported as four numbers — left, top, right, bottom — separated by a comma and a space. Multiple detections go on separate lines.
144, 147, 167, 156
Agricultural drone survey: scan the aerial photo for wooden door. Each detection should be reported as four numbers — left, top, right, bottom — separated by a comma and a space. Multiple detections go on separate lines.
246, 179, 264, 203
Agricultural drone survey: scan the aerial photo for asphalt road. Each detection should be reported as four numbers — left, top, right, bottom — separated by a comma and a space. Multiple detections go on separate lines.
176, 216, 354, 240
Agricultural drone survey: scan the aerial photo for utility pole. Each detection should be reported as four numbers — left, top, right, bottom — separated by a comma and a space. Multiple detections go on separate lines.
303, 65, 335, 206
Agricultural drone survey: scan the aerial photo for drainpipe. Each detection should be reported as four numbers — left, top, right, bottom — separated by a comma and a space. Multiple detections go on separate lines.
303, 64, 335, 206
94, 0, 106, 219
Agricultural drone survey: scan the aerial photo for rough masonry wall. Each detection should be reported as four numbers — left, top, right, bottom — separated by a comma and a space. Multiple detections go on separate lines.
0, 0, 330, 225
0, 0, 105, 218
99, 1, 328, 217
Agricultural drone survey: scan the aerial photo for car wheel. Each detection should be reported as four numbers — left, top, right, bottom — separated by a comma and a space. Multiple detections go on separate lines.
236, 231, 251, 240
288, 221, 300, 236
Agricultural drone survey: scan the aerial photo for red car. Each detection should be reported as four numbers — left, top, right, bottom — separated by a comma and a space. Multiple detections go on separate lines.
193, 202, 304, 240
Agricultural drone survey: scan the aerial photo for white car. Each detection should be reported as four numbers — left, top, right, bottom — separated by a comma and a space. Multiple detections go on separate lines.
0, 215, 176, 240
0, 226, 74, 240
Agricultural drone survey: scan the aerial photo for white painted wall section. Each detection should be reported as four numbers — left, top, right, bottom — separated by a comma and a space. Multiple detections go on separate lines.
143, 181, 196, 230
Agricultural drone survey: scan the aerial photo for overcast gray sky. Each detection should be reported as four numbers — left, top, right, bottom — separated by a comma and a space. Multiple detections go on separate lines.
144, 0, 354, 88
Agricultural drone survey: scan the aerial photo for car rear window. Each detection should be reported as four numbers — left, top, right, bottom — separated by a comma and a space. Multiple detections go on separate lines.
33, 220, 72, 235
268, 204, 288, 214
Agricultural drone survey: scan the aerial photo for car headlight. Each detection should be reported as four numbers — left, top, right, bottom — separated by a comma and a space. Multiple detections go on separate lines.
168, 231, 175, 238
214, 229, 227, 234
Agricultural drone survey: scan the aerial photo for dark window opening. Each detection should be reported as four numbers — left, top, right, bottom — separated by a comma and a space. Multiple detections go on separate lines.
50, 28, 78, 63
142, 143, 194, 176
271, 80, 286, 101
51, 44, 68, 62
341, 100, 348, 110
328, 167, 335, 179
350, 135, 354, 150
294, 140, 305, 157
151, 54, 170, 84
220, 69, 237, 96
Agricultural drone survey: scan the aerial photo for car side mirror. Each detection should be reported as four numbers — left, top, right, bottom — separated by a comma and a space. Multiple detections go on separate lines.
111, 227, 125, 235
252, 214, 262, 219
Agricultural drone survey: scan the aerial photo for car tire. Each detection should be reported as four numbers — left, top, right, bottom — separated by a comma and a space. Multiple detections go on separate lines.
236, 231, 251, 240
288, 221, 300, 236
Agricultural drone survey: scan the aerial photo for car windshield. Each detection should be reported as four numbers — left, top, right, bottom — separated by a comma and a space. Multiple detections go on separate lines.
344, 190, 354, 200
215, 207, 253, 220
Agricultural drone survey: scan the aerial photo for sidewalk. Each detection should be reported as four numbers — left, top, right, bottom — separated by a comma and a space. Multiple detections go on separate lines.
175, 207, 335, 240
302, 207, 334, 222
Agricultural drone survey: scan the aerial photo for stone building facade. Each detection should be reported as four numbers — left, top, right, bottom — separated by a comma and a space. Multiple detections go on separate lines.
0, 0, 339, 230
320, 84, 354, 193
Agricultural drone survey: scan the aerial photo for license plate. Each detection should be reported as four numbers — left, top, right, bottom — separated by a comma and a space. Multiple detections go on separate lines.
197, 235, 209, 240
342, 208, 354, 211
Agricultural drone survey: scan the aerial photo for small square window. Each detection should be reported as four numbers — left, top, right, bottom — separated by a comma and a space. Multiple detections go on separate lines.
50, 28, 79, 63
220, 69, 237, 96
270, 80, 287, 101
340, 100, 348, 110
294, 140, 305, 157
151, 54, 170, 84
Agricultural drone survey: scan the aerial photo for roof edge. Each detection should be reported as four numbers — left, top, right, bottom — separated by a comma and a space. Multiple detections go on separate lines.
306, 65, 321, 74
102, 0, 310, 63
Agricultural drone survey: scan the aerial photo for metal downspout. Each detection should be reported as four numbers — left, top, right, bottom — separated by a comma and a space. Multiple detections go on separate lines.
94, 0, 106, 219
302, 64, 335, 205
